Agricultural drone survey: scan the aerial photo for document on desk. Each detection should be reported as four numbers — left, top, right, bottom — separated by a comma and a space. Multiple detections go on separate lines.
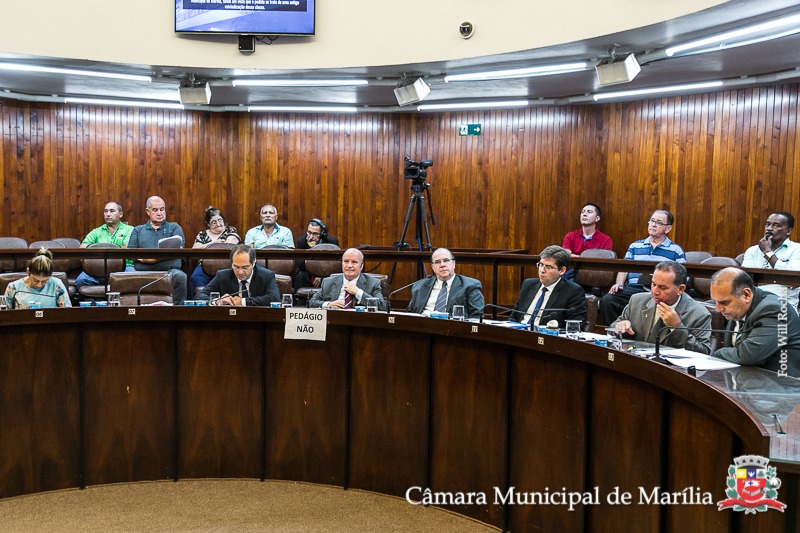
483, 319, 529, 329
656, 348, 740, 370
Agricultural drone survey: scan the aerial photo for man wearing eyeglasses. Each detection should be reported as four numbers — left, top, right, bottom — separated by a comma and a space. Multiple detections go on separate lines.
599, 210, 686, 325
511, 245, 587, 328
406, 248, 485, 318
197, 244, 280, 306
294, 218, 340, 291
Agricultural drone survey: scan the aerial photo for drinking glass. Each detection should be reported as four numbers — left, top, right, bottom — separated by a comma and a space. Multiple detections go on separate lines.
451, 305, 465, 321
282, 294, 293, 308
209, 292, 220, 306
565, 320, 582, 340
0, 295, 7, 310
605, 327, 623, 350
107, 292, 121, 307
365, 297, 379, 313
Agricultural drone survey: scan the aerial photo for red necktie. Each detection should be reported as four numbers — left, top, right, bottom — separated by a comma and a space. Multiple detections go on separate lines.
344, 291, 353, 309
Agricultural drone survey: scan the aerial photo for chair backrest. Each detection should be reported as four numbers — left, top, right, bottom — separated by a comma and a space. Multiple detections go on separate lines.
201, 243, 235, 278
262, 244, 297, 277
304, 243, 342, 278
685, 251, 713, 264
692, 256, 740, 298
109, 271, 173, 305
0, 236, 29, 272
370, 273, 390, 298
29, 240, 73, 273
82, 243, 125, 278
275, 274, 293, 296
53, 237, 82, 248
735, 253, 745, 265
574, 249, 617, 294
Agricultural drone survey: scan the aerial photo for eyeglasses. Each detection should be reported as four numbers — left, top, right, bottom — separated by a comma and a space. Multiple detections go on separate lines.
306, 230, 321, 237
648, 219, 670, 227
432, 258, 454, 265
208, 219, 225, 227
537, 262, 558, 271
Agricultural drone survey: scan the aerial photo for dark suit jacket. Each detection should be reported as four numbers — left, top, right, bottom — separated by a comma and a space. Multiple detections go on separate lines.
715, 288, 800, 376
407, 274, 485, 318
296, 234, 340, 249
308, 273, 386, 310
511, 278, 587, 327
197, 266, 280, 307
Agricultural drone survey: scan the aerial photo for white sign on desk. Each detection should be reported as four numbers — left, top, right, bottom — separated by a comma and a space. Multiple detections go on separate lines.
284, 308, 327, 341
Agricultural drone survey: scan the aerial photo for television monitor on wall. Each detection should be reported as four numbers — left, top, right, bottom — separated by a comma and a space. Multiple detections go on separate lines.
175, 0, 315, 36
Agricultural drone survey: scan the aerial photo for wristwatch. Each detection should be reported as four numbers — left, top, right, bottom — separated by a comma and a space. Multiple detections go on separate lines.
764, 251, 775, 260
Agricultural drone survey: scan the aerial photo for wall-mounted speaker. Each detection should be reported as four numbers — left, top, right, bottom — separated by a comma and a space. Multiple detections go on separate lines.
179, 83, 212, 105
595, 54, 641, 87
394, 78, 431, 106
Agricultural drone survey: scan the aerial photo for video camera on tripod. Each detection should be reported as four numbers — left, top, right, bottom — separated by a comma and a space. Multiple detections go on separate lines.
403, 157, 434, 180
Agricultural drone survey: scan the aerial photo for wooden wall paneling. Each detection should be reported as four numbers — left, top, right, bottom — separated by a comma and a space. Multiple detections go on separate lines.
507, 349, 588, 532
177, 323, 262, 479
0, 325, 80, 497
662, 396, 732, 532
263, 325, 347, 485
348, 329, 429, 496
585, 367, 663, 532
428, 336, 508, 527
82, 323, 176, 485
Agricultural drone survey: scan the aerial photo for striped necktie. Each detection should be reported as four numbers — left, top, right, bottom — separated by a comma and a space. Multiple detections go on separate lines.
434, 282, 448, 312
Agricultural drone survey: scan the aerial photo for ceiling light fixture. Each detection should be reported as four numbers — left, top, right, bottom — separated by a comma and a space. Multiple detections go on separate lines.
0, 62, 152, 82
248, 105, 359, 113
232, 79, 368, 87
444, 62, 588, 82
64, 97, 184, 109
417, 100, 529, 111
665, 12, 800, 57
592, 81, 724, 101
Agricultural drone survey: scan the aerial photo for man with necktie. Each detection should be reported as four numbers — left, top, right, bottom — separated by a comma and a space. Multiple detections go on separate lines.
197, 244, 280, 306
406, 248, 485, 318
711, 267, 800, 376
511, 245, 587, 328
610, 260, 711, 354
308, 248, 386, 310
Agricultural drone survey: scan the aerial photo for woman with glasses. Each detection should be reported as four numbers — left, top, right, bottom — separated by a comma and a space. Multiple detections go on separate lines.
4, 248, 71, 309
189, 206, 242, 296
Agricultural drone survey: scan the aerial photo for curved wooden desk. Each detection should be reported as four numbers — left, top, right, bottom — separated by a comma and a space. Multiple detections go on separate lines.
0, 308, 796, 532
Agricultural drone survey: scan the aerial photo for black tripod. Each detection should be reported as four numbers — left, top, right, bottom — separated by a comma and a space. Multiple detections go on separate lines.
391, 177, 435, 282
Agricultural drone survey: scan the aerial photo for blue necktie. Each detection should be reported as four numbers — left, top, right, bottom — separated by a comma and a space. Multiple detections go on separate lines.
434, 283, 448, 312
528, 287, 548, 324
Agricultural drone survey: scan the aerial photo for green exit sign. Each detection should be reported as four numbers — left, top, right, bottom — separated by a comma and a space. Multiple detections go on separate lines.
459, 124, 482, 136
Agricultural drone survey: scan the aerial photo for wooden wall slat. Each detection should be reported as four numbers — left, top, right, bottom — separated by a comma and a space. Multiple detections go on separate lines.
3, 84, 800, 302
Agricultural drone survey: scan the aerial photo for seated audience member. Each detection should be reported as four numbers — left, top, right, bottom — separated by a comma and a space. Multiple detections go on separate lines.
562, 202, 613, 257
244, 204, 294, 249
197, 244, 279, 307
127, 195, 188, 305
75, 201, 133, 288
309, 248, 385, 310
740, 211, 800, 309
188, 206, 241, 295
407, 248, 485, 318
5, 248, 71, 309
294, 218, 340, 291
711, 267, 800, 377
599, 210, 686, 325
511, 245, 587, 328
610, 261, 711, 354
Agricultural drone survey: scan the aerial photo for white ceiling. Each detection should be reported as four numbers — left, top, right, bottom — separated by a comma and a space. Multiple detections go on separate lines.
1, 0, 800, 111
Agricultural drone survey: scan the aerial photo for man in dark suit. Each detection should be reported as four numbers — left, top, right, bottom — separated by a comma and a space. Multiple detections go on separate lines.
294, 218, 341, 291
511, 245, 587, 327
308, 248, 385, 310
407, 248, 485, 318
610, 260, 711, 353
711, 267, 800, 376
197, 244, 280, 307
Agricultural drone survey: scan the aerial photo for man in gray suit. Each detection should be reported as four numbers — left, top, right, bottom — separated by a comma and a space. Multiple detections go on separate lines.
610, 260, 712, 354
407, 247, 485, 318
711, 267, 800, 377
309, 248, 386, 310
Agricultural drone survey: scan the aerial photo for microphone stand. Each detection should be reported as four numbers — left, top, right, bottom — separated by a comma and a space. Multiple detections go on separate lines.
386, 280, 418, 314
137, 272, 172, 306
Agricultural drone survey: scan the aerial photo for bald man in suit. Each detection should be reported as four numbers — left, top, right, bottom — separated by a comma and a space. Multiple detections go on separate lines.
309, 248, 385, 310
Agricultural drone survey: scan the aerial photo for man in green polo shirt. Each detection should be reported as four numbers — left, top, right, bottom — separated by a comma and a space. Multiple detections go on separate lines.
75, 201, 133, 288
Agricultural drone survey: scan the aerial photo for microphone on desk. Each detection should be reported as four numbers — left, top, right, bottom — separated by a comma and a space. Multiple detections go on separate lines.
210, 289, 246, 306
652, 323, 759, 361
480, 303, 517, 323
386, 281, 418, 314
9, 289, 61, 309
137, 272, 172, 306
480, 305, 577, 331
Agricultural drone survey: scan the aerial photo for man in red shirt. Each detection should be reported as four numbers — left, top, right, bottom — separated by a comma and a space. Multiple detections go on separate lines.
562, 202, 613, 256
